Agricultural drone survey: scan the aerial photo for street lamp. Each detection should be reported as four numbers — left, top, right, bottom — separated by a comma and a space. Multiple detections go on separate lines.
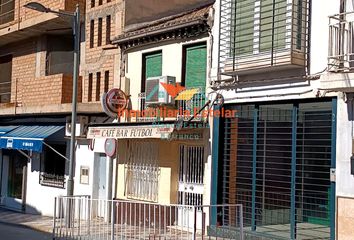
24, 2, 80, 197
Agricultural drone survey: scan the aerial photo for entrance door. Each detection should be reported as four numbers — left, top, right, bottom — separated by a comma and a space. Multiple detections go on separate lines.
178, 145, 205, 229
6, 152, 27, 211
93, 153, 107, 218
98, 154, 107, 200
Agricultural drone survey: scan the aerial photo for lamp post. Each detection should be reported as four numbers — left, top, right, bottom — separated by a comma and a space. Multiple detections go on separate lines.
24, 2, 80, 197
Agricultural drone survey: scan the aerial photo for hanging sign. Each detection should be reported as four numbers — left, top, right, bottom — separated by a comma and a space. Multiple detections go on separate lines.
101, 88, 128, 118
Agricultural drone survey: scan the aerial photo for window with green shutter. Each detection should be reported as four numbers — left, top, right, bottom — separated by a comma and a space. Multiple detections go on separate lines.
183, 43, 207, 90
259, 0, 287, 51
229, 0, 290, 56
230, 0, 255, 56
141, 51, 162, 92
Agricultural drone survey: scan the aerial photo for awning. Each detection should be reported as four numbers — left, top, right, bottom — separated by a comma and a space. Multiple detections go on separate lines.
0, 126, 19, 135
87, 124, 175, 140
175, 88, 200, 101
0, 126, 65, 152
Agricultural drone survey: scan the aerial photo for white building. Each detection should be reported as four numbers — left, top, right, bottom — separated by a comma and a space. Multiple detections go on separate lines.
210, 0, 354, 239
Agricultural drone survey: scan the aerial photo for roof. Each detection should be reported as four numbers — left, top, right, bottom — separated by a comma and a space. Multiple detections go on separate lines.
113, 4, 212, 45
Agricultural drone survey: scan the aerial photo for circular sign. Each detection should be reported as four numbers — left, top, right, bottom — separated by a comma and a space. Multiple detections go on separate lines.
104, 138, 117, 157
101, 88, 128, 118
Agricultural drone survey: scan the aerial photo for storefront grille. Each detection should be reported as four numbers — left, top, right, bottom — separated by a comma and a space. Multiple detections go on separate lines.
219, 100, 334, 239
125, 140, 159, 202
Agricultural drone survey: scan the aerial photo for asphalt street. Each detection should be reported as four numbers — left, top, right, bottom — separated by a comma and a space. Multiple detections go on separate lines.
0, 222, 52, 240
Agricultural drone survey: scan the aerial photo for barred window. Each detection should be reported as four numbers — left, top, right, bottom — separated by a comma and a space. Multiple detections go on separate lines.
125, 140, 159, 202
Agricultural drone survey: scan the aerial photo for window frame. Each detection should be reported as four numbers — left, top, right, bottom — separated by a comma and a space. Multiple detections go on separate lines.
141, 50, 162, 93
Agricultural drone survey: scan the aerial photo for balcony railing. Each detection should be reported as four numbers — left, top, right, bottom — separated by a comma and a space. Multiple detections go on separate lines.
328, 12, 354, 72
177, 90, 207, 121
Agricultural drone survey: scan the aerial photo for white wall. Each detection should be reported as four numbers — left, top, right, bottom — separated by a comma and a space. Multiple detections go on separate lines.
336, 97, 354, 197
25, 153, 67, 216
310, 0, 340, 74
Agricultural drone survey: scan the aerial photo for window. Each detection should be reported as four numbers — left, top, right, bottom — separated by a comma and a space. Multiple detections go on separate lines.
229, 0, 294, 56
0, 54, 12, 103
40, 145, 66, 188
182, 43, 207, 90
107, 0, 111, 2
91, 0, 95, 8
106, 15, 111, 45
96, 72, 101, 101
230, 0, 255, 55
98, 18, 103, 47
0, 0, 14, 25
98, 0, 102, 5
259, 0, 287, 51
46, 35, 74, 76
80, 167, 89, 184
125, 140, 159, 202
88, 73, 93, 102
104, 70, 109, 93
90, 20, 94, 48
141, 51, 162, 93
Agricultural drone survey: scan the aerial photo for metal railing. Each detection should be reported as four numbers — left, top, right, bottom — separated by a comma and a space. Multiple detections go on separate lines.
328, 11, 354, 71
53, 196, 244, 240
218, 0, 309, 75
177, 91, 207, 120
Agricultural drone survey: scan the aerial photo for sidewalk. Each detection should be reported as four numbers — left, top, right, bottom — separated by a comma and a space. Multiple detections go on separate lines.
0, 207, 53, 234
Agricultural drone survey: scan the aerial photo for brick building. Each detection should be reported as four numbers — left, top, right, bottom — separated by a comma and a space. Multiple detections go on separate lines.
0, 0, 124, 216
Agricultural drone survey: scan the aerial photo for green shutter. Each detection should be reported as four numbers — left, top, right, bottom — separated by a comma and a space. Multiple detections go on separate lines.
260, 0, 287, 51
230, 0, 255, 56
145, 52, 162, 78
185, 44, 207, 90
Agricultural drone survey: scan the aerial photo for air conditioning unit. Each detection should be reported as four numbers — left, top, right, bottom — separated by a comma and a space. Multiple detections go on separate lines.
145, 76, 176, 106
65, 116, 89, 137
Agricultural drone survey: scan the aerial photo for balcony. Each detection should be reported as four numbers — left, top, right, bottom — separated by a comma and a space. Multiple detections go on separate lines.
218, 0, 308, 77
0, 0, 85, 46
21, 74, 82, 106
321, 12, 354, 92
328, 12, 354, 72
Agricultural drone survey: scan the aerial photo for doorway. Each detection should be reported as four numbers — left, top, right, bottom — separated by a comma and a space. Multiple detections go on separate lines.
178, 145, 205, 229
3, 150, 28, 211
93, 153, 107, 218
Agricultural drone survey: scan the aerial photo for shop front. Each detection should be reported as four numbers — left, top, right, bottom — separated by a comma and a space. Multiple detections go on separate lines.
213, 98, 336, 239
87, 122, 209, 220
0, 125, 68, 215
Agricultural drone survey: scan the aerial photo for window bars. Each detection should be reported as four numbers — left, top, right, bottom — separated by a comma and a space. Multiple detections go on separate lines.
218, 0, 309, 75
220, 101, 334, 239
125, 140, 160, 202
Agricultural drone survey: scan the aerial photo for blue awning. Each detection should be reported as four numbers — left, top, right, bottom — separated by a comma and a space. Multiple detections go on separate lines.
0, 126, 19, 135
0, 126, 65, 152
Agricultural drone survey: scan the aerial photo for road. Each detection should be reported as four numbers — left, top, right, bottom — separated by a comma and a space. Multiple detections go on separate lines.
0, 222, 52, 240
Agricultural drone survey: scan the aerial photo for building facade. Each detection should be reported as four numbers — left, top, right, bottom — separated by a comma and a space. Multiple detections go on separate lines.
87, 1, 215, 225
211, 0, 354, 239
0, 0, 123, 216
